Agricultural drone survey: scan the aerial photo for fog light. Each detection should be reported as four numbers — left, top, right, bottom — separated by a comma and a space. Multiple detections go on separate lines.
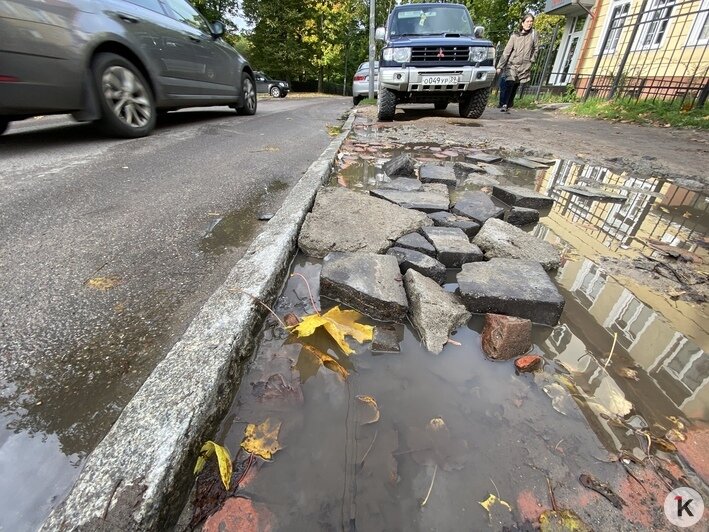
395, 73, 402, 80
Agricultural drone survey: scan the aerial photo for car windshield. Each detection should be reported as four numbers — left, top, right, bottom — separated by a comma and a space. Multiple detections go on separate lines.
357, 61, 380, 72
258, 72, 272, 81
389, 6, 473, 37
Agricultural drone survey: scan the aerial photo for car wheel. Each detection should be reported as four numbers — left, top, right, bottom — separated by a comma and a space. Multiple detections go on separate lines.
269, 86, 281, 98
434, 101, 448, 110
237, 74, 257, 115
92, 53, 156, 138
377, 88, 396, 121
0, 118, 9, 136
279, 92, 287, 98
459, 87, 490, 119
353, 95, 363, 106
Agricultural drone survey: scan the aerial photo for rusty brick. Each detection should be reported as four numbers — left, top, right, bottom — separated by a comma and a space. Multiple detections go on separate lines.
481, 313, 532, 360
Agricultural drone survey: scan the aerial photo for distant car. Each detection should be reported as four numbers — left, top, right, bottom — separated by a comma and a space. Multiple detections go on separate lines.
352, 61, 379, 105
0, 0, 257, 138
254, 72, 289, 98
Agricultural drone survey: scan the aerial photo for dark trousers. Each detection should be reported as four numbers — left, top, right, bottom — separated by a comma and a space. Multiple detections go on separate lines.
500, 80, 521, 108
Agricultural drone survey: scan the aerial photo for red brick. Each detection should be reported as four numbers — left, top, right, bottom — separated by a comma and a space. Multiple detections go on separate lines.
481, 313, 532, 360
515, 354, 543, 372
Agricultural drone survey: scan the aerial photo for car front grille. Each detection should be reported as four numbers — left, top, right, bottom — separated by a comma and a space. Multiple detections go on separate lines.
411, 46, 469, 63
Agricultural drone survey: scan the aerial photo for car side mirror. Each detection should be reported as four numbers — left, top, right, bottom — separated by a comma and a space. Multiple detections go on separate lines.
375, 27, 385, 41
474, 26, 484, 38
210, 21, 225, 38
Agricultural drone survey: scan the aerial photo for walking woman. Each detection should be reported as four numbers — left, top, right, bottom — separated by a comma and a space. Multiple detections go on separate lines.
497, 14, 538, 112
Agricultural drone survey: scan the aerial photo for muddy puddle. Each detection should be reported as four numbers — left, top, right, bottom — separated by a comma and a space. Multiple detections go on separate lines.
188, 143, 707, 529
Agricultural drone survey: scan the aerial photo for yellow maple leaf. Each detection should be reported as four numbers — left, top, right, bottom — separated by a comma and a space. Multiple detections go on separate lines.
302, 344, 349, 380
289, 306, 373, 355
479, 493, 512, 517
241, 418, 282, 460
193, 441, 232, 490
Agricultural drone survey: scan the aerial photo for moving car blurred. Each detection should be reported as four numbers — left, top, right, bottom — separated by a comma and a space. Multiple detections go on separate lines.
0, 0, 257, 138
254, 72, 289, 98
352, 61, 379, 105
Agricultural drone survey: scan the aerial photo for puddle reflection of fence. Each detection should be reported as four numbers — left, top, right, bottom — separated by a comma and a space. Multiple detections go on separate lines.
540, 250, 707, 434
539, 160, 708, 258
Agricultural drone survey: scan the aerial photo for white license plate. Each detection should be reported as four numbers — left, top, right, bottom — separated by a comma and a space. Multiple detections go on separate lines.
421, 75, 460, 85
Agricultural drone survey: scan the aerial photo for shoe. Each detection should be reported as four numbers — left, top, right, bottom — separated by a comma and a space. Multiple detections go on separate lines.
500, 105, 508, 113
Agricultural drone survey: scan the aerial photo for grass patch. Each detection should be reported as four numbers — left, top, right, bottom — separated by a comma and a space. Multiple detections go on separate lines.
565, 97, 708, 129
358, 98, 377, 106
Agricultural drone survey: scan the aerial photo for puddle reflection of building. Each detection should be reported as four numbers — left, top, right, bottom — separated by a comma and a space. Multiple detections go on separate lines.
538, 160, 707, 258
539, 250, 707, 450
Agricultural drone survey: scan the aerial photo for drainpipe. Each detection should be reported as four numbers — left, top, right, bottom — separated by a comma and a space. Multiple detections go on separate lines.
574, 0, 600, 94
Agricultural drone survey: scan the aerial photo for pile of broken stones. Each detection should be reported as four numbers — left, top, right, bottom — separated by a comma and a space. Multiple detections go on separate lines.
297, 152, 565, 369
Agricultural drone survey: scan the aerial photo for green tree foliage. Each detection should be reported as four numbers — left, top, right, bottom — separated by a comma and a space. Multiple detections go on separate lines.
192, 0, 239, 31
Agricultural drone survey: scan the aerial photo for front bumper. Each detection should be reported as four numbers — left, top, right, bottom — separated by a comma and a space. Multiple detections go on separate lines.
379, 65, 495, 93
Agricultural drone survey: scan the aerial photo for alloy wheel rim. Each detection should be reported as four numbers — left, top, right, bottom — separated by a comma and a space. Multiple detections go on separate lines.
270, 86, 280, 97
244, 78, 256, 112
102, 66, 151, 128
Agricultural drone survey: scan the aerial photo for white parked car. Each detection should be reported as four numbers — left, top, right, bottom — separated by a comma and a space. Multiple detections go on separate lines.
352, 61, 379, 105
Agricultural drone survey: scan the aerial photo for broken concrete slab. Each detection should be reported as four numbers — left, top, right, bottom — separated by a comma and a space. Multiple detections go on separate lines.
379, 177, 424, 192
473, 218, 561, 271
506, 157, 549, 169
478, 163, 506, 176
320, 252, 408, 322
451, 191, 505, 224
506, 207, 540, 226
369, 188, 450, 213
556, 185, 627, 203
423, 183, 449, 197
456, 258, 565, 326
492, 185, 554, 210
419, 165, 458, 186
466, 152, 501, 163
383, 153, 416, 177
463, 174, 500, 187
298, 187, 432, 258
428, 211, 481, 238
387, 246, 446, 285
525, 156, 556, 166
404, 269, 471, 354
395, 232, 436, 257
481, 314, 532, 360
421, 226, 484, 267
372, 324, 403, 353
455, 161, 484, 173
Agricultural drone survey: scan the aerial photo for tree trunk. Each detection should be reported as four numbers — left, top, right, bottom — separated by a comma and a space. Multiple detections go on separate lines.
318, 65, 324, 93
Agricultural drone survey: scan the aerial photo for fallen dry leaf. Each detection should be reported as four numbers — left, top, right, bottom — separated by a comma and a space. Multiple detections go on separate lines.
539, 509, 590, 531
290, 306, 373, 355
409, 417, 468, 471
194, 441, 233, 490
241, 418, 282, 460
301, 344, 349, 380
86, 276, 120, 290
356, 395, 380, 425
479, 493, 512, 520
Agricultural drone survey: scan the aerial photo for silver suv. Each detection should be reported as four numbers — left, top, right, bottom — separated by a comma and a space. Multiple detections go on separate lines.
0, 0, 257, 137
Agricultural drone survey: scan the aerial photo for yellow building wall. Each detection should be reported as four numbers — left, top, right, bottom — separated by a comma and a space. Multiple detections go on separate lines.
577, 0, 709, 80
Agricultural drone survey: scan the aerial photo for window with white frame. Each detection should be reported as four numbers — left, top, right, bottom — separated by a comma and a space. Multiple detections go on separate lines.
599, 0, 632, 54
635, 0, 676, 50
688, 0, 709, 45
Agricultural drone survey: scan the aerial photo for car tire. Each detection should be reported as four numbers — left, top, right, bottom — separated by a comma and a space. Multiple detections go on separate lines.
353, 95, 363, 106
459, 87, 490, 119
377, 88, 396, 121
237, 73, 257, 115
434, 101, 448, 110
92, 53, 156, 138
279, 93, 287, 98
269, 86, 281, 98
0, 118, 9, 136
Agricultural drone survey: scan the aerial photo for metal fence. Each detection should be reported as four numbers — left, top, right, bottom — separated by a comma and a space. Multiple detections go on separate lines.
526, 0, 709, 108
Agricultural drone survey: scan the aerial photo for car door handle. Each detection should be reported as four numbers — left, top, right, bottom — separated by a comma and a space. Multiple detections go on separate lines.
117, 13, 140, 23
187, 35, 201, 43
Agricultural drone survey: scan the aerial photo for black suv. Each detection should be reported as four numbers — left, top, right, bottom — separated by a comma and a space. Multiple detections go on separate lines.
255, 72, 290, 98
0, 0, 257, 137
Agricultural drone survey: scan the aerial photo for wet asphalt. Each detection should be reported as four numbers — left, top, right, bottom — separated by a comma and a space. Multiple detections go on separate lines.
0, 96, 351, 531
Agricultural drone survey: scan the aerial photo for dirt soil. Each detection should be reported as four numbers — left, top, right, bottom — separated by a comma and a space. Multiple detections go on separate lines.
356, 105, 709, 192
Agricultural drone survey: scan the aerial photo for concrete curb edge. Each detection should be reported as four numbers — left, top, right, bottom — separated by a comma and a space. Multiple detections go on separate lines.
42, 109, 359, 531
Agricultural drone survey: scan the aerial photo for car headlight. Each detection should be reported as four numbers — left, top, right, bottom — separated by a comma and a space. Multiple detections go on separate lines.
469, 46, 495, 63
382, 47, 411, 63
278, 82, 285, 87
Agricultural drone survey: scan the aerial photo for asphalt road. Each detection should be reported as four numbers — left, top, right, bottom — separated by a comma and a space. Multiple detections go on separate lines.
0, 96, 351, 531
